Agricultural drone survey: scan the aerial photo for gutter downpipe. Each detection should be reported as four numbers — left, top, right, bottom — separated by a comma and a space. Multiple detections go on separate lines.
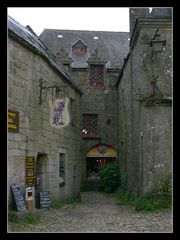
116, 70, 123, 169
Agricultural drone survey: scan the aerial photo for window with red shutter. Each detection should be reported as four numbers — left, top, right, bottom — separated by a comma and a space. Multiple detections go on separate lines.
90, 65, 104, 87
82, 114, 98, 137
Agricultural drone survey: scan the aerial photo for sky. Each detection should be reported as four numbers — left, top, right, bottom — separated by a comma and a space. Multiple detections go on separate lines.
7, 7, 130, 36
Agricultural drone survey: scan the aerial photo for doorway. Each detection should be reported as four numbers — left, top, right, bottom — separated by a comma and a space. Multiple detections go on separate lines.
86, 157, 115, 180
35, 153, 48, 208
86, 143, 117, 180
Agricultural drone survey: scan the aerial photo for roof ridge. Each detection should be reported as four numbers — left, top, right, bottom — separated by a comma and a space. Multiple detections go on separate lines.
8, 16, 82, 94
43, 28, 129, 34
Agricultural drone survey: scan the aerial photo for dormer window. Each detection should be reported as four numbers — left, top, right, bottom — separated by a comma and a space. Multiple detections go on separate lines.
72, 39, 87, 55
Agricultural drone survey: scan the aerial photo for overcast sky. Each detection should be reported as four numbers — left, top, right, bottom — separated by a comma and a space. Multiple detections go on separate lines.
8, 7, 130, 36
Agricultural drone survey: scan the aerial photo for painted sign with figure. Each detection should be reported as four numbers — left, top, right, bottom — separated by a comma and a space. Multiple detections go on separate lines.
49, 98, 70, 129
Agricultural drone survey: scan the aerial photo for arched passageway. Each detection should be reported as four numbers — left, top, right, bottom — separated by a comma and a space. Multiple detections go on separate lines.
86, 144, 117, 180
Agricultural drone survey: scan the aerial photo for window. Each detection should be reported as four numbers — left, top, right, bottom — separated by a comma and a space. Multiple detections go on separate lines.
72, 39, 87, 55
82, 114, 98, 137
90, 65, 104, 87
70, 98, 76, 127
59, 153, 65, 186
56, 88, 60, 99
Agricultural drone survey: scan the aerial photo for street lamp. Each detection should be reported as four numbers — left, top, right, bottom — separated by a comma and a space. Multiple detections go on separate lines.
150, 28, 166, 54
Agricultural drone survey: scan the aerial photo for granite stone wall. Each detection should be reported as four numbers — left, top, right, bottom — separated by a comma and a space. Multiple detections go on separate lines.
8, 37, 82, 207
71, 67, 119, 179
117, 10, 172, 195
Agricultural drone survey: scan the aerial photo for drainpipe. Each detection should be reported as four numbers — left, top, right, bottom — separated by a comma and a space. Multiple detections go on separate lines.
141, 131, 144, 196
116, 87, 120, 162
115, 69, 123, 163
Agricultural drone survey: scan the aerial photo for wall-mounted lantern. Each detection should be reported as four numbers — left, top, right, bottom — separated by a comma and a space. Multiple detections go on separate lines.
150, 28, 166, 54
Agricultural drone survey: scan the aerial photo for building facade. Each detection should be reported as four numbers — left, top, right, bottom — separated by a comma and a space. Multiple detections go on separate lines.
8, 16, 83, 208
116, 8, 172, 195
39, 30, 129, 180
8, 7, 172, 208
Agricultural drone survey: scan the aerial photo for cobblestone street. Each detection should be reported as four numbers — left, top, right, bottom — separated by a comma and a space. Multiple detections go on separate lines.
8, 191, 173, 233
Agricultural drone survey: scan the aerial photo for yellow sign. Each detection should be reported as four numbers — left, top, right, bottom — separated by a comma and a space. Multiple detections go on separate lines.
8, 109, 19, 133
26, 157, 35, 186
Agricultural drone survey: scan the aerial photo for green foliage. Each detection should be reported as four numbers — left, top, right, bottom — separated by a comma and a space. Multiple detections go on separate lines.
51, 201, 64, 209
153, 174, 172, 194
8, 211, 18, 223
52, 196, 81, 208
99, 163, 121, 193
115, 186, 172, 212
64, 196, 81, 204
115, 186, 134, 203
134, 193, 172, 211
24, 212, 41, 224
8, 211, 41, 224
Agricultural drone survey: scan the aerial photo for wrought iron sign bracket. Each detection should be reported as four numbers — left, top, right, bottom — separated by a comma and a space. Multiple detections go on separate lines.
38, 78, 68, 105
132, 74, 171, 106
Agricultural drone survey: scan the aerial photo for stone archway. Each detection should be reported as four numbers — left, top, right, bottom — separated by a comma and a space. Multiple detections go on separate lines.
86, 144, 117, 180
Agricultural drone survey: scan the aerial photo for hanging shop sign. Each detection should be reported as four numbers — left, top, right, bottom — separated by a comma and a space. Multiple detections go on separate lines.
8, 109, 19, 133
26, 156, 35, 187
49, 98, 70, 129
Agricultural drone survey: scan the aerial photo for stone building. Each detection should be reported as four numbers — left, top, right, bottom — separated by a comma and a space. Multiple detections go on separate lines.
39, 29, 129, 180
8, 6, 172, 207
116, 8, 172, 195
8, 16, 83, 208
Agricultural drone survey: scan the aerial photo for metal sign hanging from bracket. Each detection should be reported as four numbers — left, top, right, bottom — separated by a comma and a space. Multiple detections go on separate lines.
38, 78, 68, 105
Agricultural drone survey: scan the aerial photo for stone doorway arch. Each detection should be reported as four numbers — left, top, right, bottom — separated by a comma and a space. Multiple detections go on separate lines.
86, 144, 117, 180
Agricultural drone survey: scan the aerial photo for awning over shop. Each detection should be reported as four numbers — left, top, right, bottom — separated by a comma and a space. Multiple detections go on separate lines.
86, 144, 117, 158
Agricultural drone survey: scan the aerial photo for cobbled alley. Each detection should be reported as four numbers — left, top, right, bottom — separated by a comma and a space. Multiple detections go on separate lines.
8, 191, 173, 233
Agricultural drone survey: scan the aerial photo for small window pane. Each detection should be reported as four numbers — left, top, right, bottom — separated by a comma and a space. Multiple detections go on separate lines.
82, 114, 98, 137
70, 99, 76, 127
90, 65, 104, 87
59, 153, 65, 186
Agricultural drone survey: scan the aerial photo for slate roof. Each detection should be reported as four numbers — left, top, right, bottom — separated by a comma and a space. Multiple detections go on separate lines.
151, 8, 172, 18
39, 29, 130, 69
8, 16, 82, 94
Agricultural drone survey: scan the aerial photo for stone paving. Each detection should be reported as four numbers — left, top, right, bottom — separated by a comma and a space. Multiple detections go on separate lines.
8, 191, 173, 233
